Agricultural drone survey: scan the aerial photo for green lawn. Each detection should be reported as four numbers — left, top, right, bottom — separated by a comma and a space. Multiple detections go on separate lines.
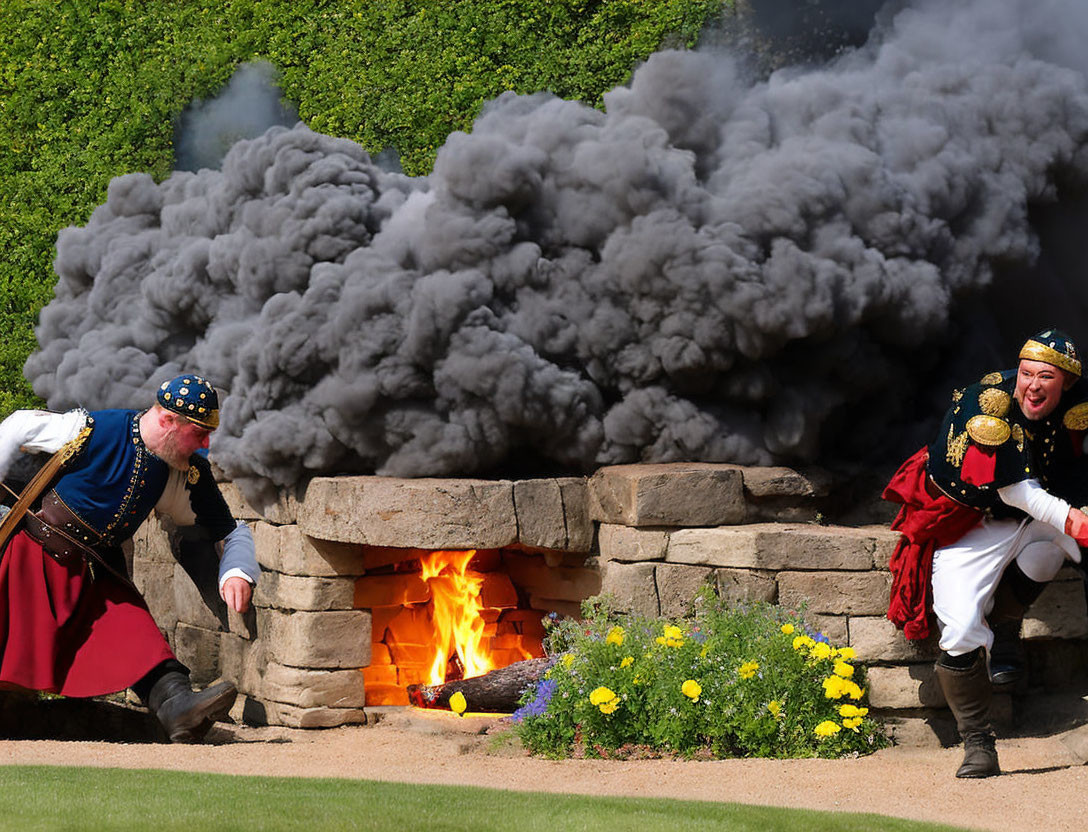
0, 765, 968, 831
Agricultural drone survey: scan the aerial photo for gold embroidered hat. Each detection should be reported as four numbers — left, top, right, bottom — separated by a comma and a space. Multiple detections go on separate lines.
1019, 328, 1081, 377
156, 374, 220, 429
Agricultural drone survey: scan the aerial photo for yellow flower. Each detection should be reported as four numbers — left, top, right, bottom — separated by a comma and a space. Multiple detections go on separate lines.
768, 700, 782, 719
738, 661, 760, 680
793, 635, 815, 651
822, 675, 847, 699
838, 703, 868, 718
814, 720, 842, 737
589, 686, 617, 706
843, 680, 864, 700
620, 656, 634, 668
606, 626, 625, 647
833, 660, 855, 678
681, 679, 702, 701
699, 645, 709, 658
449, 691, 467, 716
843, 717, 863, 732
810, 642, 833, 661
780, 623, 795, 635
835, 647, 857, 661
654, 624, 685, 648
562, 654, 575, 668
590, 686, 620, 714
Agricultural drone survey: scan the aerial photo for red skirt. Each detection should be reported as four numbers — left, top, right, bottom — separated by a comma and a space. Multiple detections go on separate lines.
0, 530, 175, 697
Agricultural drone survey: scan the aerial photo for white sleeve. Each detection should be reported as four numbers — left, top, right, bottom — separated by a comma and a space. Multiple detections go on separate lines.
0, 409, 88, 482
998, 479, 1071, 531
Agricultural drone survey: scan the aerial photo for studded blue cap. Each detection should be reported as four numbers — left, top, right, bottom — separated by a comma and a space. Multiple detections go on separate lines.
1019, 328, 1081, 377
156, 374, 220, 429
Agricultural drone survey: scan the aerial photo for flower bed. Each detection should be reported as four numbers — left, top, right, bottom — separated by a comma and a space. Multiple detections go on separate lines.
512, 594, 888, 759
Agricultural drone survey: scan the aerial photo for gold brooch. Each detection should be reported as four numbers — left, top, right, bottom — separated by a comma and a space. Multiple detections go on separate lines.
1010, 423, 1025, 453
947, 429, 970, 467
980, 371, 1004, 386
187, 465, 200, 485
966, 415, 1011, 447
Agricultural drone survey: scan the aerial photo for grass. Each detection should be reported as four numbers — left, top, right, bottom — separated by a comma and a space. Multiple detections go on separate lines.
0, 765, 969, 832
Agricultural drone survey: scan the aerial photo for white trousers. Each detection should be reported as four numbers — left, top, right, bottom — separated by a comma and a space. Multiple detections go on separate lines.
931, 517, 1077, 656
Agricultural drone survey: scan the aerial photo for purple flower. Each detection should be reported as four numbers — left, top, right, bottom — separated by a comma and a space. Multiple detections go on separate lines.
509, 678, 557, 723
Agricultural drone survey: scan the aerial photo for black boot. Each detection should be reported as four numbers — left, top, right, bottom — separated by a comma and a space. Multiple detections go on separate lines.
935, 649, 1000, 778
145, 671, 237, 743
988, 562, 1046, 686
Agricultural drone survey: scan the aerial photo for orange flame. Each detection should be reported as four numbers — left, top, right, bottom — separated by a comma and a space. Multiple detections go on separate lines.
419, 550, 494, 684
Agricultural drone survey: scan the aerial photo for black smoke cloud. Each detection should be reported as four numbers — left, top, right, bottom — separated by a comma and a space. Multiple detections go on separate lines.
25, 0, 1088, 505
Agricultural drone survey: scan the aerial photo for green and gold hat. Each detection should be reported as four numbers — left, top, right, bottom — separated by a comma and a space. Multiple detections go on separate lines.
1019, 328, 1081, 377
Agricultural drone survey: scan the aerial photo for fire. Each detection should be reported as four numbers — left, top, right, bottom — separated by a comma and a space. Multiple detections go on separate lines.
419, 549, 494, 683
361, 547, 547, 706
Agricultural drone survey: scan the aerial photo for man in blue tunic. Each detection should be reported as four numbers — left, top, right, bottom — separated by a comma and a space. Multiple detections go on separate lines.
0, 374, 259, 742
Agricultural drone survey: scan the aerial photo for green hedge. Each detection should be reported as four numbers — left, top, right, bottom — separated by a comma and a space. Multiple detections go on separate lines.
0, 0, 725, 415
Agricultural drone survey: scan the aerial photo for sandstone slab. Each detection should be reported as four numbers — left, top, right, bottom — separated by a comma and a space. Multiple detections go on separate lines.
588, 464, 745, 527
299, 477, 517, 549
656, 563, 714, 617
714, 568, 777, 605
666, 524, 887, 571
866, 664, 945, 709
777, 571, 891, 616
1022, 579, 1088, 640
849, 616, 939, 663
242, 698, 367, 728
513, 479, 566, 551
558, 478, 594, 552
598, 561, 659, 617
598, 524, 668, 563
173, 623, 222, 687
218, 480, 300, 525
254, 523, 364, 577
259, 663, 367, 709
255, 570, 357, 611
260, 608, 371, 668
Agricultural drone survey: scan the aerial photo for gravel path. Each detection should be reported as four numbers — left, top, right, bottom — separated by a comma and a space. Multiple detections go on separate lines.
2, 708, 1088, 831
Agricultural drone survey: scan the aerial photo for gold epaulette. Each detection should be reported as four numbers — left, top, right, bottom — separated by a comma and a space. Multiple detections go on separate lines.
1063, 402, 1088, 431
978, 388, 1011, 417
980, 371, 1004, 385
966, 414, 1011, 447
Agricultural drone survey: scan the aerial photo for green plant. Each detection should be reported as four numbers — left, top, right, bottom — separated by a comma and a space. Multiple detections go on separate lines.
514, 593, 888, 759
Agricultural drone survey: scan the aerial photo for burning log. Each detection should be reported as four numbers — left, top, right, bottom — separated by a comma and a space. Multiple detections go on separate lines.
407, 657, 549, 712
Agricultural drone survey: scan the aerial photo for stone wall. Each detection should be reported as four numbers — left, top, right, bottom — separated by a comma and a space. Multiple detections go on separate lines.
131, 462, 1088, 742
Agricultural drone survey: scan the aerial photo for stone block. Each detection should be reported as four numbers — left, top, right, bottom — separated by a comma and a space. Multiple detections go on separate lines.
298, 476, 517, 549
743, 501, 822, 523
598, 561, 659, 617
513, 479, 566, 551
502, 552, 601, 602
588, 464, 746, 527
261, 608, 372, 668
174, 564, 224, 631
173, 623, 222, 687
736, 465, 832, 498
1023, 580, 1088, 640
655, 564, 714, 617
598, 525, 668, 563
352, 574, 431, 609
133, 513, 177, 563
218, 480, 300, 525
254, 523, 364, 577
866, 664, 945, 709
867, 526, 900, 570
666, 524, 882, 571
558, 478, 594, 553
220, 633, 265, 695
242, 698, 367, 728
807, 614, 848, 645
849, 616, 939, 662
714, 568, 777, 605
227, 606, 258, 640
134, 559, 178, 637
253, 570, 357, 611
777, 571, 891, 616
259, 663, 367, 709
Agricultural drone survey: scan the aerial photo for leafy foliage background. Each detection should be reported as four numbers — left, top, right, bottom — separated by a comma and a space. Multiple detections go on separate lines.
0, 0, 725, 415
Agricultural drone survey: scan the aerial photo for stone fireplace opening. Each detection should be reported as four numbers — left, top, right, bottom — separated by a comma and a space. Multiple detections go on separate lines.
356, 545, 578, 706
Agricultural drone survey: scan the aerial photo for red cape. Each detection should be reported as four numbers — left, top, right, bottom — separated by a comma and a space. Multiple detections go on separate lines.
882, 448, 983, 640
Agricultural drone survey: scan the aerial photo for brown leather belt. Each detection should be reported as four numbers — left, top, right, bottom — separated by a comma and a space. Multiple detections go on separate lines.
22, 512, 94, 567
21, 491, 133, 587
